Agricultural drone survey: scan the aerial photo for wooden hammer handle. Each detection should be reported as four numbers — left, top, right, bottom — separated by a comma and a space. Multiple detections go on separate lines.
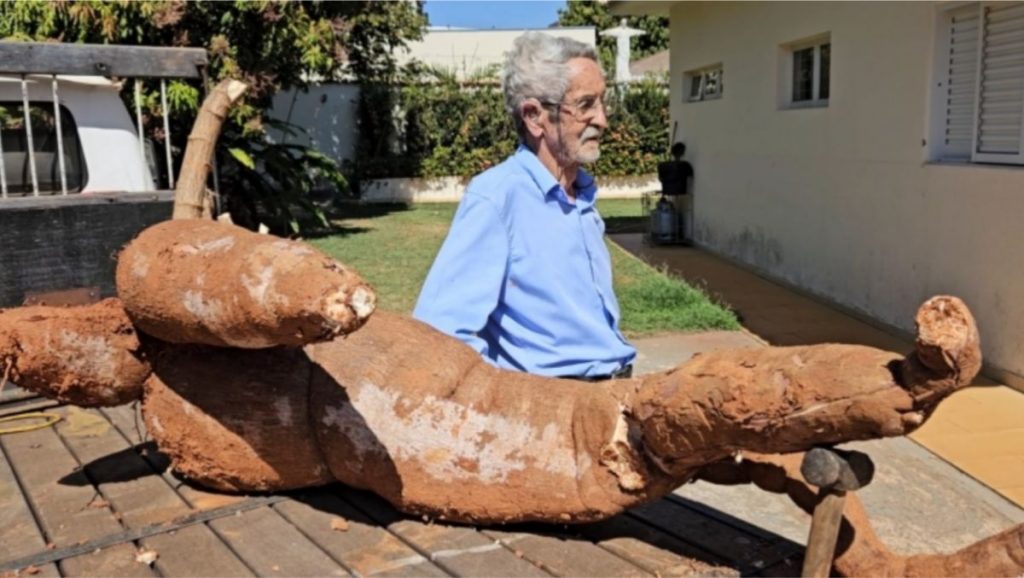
802, 488, 847, 578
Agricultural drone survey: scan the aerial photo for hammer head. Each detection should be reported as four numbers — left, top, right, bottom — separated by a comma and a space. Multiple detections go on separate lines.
800, 447, 875, 491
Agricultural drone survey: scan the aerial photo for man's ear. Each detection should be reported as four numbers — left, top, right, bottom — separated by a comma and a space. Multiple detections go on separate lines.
521, 99, 546, 139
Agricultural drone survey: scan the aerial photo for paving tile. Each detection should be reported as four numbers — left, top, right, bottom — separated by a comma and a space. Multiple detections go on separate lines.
911, 417, 973, 441
916, 430, 1024, 462
941, 395, 1024, 433
1000, 486, 1024, 505
967, 385, 1024, 404
952, 456, 1024, 490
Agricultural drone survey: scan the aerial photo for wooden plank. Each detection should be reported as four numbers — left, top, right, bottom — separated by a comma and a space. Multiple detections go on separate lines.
0, 396, 57, 418
100, 405, 248, 512
274, 490, 448, 577
0, 437, 49, 560
481, 526, 652, 578
143, 526, 254, 578
0, 383, 40, 405
668, 493, 805, 548
0, 42, 207, 78
0, 191, 174, 214
629, 498, 793, 573
0, 440, 59, 577
209, 506, 348, 577
60, 543, 154, 577
0, 191, 174, 213
0, 563, 60, 578
576, 515, 739, 577
54, 406, 190, 527
0, 422, 156, 577
1, 422, 132, 546
341, 487, 550, 577
23, 286, 100, 307
54, 406, 253, 577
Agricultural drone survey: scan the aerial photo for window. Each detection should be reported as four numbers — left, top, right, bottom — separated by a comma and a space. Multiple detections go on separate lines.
0, 102, 87, 196
686, 65, 723, 102
782, 36, 830, 108
935, 2, 1024, 165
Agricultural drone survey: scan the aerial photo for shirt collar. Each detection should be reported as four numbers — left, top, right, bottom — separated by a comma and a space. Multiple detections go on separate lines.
513, 145, 599, 209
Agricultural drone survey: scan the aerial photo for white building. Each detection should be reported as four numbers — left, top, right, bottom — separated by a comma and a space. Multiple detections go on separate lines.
399, 27, 596, 78
270, 27, 596, 167
612, 1, 1024, 386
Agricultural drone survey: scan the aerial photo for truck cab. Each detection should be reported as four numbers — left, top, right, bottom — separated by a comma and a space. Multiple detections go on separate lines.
0, 75, 155, 196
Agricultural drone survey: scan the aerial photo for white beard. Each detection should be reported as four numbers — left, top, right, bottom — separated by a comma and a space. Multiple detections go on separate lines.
576, 143, 601, 164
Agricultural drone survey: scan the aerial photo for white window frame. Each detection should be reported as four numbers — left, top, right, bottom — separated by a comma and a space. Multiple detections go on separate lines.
932, 2, 1024, 166
685, 64, 723, 103
779, 34, 831, 109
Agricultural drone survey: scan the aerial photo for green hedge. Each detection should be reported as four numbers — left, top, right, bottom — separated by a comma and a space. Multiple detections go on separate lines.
353, 75, 669, 181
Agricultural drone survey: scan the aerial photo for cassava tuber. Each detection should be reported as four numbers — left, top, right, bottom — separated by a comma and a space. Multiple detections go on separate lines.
0, 298, 149, 407
5, 71, 1011, 575
116, 219, 376, 348
3, 282, 1021, 576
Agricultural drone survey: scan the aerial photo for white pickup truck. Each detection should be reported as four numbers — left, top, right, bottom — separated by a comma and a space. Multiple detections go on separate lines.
0, 42, 207, 309
0, 74, 155, 196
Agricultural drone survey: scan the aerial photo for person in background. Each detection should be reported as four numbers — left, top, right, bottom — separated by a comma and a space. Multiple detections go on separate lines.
413, 32, 636, 381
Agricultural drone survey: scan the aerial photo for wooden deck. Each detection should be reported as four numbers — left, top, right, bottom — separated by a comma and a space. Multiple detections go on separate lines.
0, 391, 804, 577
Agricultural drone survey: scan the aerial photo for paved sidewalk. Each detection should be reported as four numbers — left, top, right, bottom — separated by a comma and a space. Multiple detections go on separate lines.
621, 233, 1024, 556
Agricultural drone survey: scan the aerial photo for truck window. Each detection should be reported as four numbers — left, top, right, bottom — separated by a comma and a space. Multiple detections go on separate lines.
0, 102, 88, 196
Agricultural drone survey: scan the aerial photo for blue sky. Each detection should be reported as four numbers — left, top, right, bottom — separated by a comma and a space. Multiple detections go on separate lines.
423, 1, 567, 30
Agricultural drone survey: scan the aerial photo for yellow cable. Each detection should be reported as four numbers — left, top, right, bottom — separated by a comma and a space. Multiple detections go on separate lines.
0, 359, 62, 434
0, 412, 62, 435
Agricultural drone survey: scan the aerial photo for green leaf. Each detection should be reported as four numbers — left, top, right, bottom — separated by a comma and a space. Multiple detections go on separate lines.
227, 147, 256, 170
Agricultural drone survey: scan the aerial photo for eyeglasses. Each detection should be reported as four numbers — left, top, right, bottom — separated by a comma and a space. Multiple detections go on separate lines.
542, 93, 607, 121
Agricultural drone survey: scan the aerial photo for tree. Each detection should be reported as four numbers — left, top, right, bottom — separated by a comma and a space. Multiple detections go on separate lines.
0, 1, 427, 233
556, 1, 668, 75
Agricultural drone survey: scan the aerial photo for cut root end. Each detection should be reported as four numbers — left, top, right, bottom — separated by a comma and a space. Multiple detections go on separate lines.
904, 296, 982, 408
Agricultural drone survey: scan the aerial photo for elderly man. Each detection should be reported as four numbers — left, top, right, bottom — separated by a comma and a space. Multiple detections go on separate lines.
413, 32, 636, 380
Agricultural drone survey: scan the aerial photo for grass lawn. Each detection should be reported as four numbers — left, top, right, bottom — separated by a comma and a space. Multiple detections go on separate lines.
309, 198, 738, 336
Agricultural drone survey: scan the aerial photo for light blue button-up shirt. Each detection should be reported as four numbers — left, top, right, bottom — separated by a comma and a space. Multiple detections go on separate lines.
413, 146, 636, 377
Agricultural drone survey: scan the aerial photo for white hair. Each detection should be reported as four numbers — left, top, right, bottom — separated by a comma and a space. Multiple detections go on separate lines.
502, 32, 601, 141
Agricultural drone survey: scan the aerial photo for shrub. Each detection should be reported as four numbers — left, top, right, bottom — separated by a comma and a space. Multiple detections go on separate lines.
352, 73, 668, 183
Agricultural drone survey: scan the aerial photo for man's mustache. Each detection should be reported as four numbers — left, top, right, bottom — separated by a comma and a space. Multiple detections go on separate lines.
581, 127, 603, 142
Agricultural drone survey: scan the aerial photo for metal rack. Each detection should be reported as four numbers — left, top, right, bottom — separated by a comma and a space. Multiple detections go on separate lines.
0, 42, 208, 199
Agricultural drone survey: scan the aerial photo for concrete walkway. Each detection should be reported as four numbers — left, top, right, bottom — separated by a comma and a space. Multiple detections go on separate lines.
621, 233, 1024, 557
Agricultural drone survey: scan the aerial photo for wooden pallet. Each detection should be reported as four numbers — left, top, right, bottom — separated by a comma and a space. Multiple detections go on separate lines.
0, 402, 802, 577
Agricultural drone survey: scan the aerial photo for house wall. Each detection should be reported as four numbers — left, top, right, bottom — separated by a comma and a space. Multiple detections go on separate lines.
668, 1, 1024, 378
269, 83, 361, 168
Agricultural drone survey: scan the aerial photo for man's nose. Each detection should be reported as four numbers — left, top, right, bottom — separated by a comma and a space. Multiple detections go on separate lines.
591, 104, 609, 130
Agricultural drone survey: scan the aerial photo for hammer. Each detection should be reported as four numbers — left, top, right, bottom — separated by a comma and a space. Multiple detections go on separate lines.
800, 447, 875, 578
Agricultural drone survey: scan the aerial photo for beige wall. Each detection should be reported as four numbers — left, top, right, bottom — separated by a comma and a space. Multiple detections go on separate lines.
668, 1, 1024, 378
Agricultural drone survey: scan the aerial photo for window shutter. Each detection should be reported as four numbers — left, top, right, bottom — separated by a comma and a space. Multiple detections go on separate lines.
974, 2, 1024, 163
943, 7, 980, 160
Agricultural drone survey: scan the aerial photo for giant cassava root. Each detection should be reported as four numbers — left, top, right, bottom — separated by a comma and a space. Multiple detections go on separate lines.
0, 298, 149, 407
7, 73, 1015, 575
3, 268, 1022, 575
116, 220, 376, 348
